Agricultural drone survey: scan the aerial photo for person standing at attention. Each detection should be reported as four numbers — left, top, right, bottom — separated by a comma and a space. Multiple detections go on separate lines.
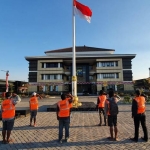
130, 90, 148, 142
57, 93, 73, 143
96, 90, 107, 126
105, 89, 119, 141
29, 92, 42, 127
1, 92, 21, 144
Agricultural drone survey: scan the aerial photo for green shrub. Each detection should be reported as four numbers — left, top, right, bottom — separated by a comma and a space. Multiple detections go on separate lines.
123, 96, 132, 103
147, 96, 150, 102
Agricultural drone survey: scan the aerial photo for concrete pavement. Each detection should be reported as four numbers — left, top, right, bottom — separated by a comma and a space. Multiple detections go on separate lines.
0, 96, 150, 150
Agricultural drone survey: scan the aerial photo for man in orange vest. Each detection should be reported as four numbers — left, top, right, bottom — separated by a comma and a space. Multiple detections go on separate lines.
1, 92, 21, 144
105, 89, 119, 141
96, 90, 107, 126
57, 93, 73, 143
29, 92, 42, 127
130, 90, 148, 142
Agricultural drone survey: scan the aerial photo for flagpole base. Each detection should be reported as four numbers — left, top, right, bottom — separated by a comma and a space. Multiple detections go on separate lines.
72, 96, 82, 108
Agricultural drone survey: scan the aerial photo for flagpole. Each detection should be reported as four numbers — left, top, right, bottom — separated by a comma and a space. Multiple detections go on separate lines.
72, 0, 82, 107
72, 0, 77, 98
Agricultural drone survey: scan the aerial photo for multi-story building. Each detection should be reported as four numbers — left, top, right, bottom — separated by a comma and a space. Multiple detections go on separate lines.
25, 46, 136, 94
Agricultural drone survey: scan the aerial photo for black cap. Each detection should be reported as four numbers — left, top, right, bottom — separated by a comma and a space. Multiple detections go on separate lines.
135, 90, 140, 96
61, 93, 66, 100
5, 92, 11, 98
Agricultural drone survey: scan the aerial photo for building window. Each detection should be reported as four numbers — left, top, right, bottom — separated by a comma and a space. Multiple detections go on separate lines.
103, 73, 115, 79
102, 62, 114, 67
98, 73, 118, 79
42, 63, 44, 68
77, 67, 83, 77
41, 74, 62, 80
89, 66, 93, 70
41, 63, 59, 68
116, 73, 119, 78
97, 61, 119, 67
41, 74, 44, 80
115, 61, 118, 66
89, 76, 93, 80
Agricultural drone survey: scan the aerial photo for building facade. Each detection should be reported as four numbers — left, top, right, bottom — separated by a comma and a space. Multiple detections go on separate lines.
25, 46, 136, 94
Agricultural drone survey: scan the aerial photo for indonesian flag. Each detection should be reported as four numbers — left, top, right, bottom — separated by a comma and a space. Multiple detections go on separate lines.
6, 71, 9, 92
74, 0, 92, 23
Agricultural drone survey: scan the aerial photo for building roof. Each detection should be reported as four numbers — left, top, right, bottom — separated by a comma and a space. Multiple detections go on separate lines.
44, 46, 115, 53
25, 46, 136, 60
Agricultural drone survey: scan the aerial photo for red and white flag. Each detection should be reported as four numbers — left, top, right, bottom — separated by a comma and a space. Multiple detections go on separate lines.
6, 71, 9, 92
74, 0, 92, 23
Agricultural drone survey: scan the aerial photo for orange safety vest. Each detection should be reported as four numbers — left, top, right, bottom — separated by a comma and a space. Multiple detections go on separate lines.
2, 99, 15, 120
98, 95, 106, 108
57, 99, 70, 117
134, 96, 146, 114
30, 96, 38, 110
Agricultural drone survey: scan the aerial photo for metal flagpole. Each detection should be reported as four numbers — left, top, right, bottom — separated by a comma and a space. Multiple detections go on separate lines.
72, 0, 77, 97
72, 0, 81, 107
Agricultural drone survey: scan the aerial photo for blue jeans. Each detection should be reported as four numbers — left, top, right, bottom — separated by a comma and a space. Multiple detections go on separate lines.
59, 118, 70, 140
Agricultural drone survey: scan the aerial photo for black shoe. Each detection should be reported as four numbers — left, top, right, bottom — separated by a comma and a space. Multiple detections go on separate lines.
58, 139, 63, 143
98, 123, 101, 126
130, 138, 138, 142
141, 137, 148, 142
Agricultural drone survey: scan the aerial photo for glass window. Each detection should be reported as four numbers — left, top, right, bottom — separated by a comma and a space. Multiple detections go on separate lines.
116, 73, 119, 78
54, 75, 57, 79
42, 63, 44, 68
102, 73, 116, 79
89, 76, 93, 80
77, 67, 83, 77
50, 85, 53, 91
41, 74, 44, 80
115, 61, 118, 66
89, 66, 93, 70
45, 63, 58, 68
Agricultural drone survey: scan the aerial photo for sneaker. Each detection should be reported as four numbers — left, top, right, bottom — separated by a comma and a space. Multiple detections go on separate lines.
141, 137, 148, 142
59, 139, 63, 143
65, 137, 70, 142
107, 137, 114, 141
130, 138, 138, 142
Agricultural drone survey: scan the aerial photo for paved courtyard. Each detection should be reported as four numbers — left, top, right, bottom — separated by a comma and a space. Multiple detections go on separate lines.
0, 96, 150, 150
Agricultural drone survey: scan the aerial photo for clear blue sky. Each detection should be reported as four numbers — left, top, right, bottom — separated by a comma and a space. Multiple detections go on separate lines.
0, 0, 150, 81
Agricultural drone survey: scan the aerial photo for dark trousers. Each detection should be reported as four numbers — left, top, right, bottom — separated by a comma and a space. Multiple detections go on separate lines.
134, 113, 148, 141
99, 107, 106, 125
59, 118, 70, 140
